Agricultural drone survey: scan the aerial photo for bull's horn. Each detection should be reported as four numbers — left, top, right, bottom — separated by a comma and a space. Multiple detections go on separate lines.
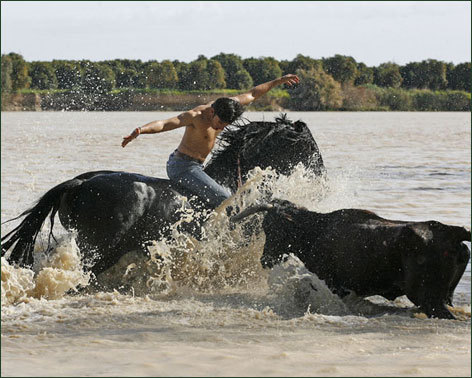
230, 204, 274, 224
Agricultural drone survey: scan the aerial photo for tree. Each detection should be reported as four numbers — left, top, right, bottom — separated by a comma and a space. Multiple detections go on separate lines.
110, 59, 146, 88
115, 68, 139, 88
243, 57, 282, 85
53, 60, 83, 90
400, 62, 423, 89
176, 62, 190, 90
29, 62, 57, 90
1, 55, 13, 93
447, 62, 471, 91
146, 60, 179, 89
177, 57, 225, 90
172, 60, 186, 77
8, 53, 30, 90
81, 61, 115, 93
284, 54, 321, 76
112, 59, 143, 72
279, 60, 290, 76
212, 53, 251, 89
232, 69, 253, 90
289, 68, 342, 110
401, 60, 448, 90
178, 59, 210, 90
354, 63, 374, 86
374, 63, 403, 88
322, 54, 358, 84
206, 59, 226, 89
423, 59, 448, 90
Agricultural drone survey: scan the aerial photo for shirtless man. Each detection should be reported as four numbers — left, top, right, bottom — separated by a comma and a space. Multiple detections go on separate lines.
122, 74, 300, 208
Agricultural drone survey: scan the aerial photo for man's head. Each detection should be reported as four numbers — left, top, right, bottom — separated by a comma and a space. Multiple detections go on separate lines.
210, 98, 244, 130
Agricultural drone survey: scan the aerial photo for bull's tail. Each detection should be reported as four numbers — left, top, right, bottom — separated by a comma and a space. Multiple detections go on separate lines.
1, 178, 82, 267
230, 204, 274, 224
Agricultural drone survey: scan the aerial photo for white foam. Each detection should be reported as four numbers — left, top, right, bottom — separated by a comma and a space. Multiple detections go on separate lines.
266, 255, 349, 317
1, 236, 90, 305
2, 163, 366, 318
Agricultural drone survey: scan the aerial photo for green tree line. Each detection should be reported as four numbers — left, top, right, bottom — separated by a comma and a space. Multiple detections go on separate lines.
2, 52, 470, 92
1, 52, 470, 111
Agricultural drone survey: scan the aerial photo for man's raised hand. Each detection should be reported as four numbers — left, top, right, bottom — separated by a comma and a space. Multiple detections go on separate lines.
280, 74, 300, 86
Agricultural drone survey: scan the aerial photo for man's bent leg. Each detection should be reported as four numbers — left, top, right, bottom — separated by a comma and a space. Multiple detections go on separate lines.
167, 155, 231, 208
181, 164, 231, 207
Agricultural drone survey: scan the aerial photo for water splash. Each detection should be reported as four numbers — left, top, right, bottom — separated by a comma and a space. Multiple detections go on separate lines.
1, 164, 361, 319
1, 235, 90, 305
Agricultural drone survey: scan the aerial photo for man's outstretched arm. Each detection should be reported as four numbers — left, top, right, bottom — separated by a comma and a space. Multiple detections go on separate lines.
231, 74, 299, 106
121, 110, 195, 147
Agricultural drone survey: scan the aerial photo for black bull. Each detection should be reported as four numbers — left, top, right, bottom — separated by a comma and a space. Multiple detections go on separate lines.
231, 199, 471, 319
2, 116, 325, 277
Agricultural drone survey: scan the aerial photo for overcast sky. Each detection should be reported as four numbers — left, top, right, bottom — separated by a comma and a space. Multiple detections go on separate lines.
1, 1, 470, 66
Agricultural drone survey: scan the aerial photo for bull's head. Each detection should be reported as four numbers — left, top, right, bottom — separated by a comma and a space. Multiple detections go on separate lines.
399, 221, 471, 319
230, 200, 307, 269
239, 117, 326, 178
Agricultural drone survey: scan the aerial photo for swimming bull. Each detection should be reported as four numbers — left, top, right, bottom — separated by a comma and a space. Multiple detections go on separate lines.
231, 199, 471, 319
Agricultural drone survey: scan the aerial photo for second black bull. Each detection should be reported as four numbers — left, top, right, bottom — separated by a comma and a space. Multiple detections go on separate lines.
232, 199, 471, 319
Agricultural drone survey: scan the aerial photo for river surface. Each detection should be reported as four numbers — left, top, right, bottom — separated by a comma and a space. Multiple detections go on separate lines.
1, 111, 471, 377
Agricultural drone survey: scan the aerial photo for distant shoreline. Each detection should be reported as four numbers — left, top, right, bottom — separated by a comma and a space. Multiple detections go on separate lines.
1, 90, 287, 112
1, 88, 470, 112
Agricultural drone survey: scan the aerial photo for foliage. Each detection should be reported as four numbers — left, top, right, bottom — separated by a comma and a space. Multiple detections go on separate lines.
442, 91, 471, 111
289, 68, 342, 110
423, 60, 448, 90
322, 54, 358, 84
2, 51, 470, 111
365, 86, 470, 111
411, 90, 447, 111
282, 54, 322, 76
178, 58, 211, 90
146, 60, 179, 89
29, 62, 58, 90
374, 63, 403, 88
211, 53, 251, 89
401, 59, 447, 90
1, 55, 13, 93
232, 69, 253, 90
243, 57, 282, 85
206, 59, 226, 89
447, 62, 471, 92
179, 56, 227, 90
8, 53, 30, 90
341, 84, 378, 111
115, 68, 141, 89
354, 63, 374, 86
53, 60, 83, 90
81, 61, 115, 93
374, 87, 413, 111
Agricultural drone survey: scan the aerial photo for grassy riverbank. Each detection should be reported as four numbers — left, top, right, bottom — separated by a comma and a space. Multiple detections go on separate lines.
1, 86, 470, 112
1, 88, 289, 112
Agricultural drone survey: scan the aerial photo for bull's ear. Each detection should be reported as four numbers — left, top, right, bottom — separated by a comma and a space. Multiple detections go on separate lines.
293, 121, 306, 133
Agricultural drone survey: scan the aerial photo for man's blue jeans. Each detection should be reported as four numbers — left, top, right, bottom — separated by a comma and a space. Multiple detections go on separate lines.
166, 151, 231, 208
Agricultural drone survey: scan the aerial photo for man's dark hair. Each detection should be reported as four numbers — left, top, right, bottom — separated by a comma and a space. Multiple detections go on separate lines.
211, 97, 244, 124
